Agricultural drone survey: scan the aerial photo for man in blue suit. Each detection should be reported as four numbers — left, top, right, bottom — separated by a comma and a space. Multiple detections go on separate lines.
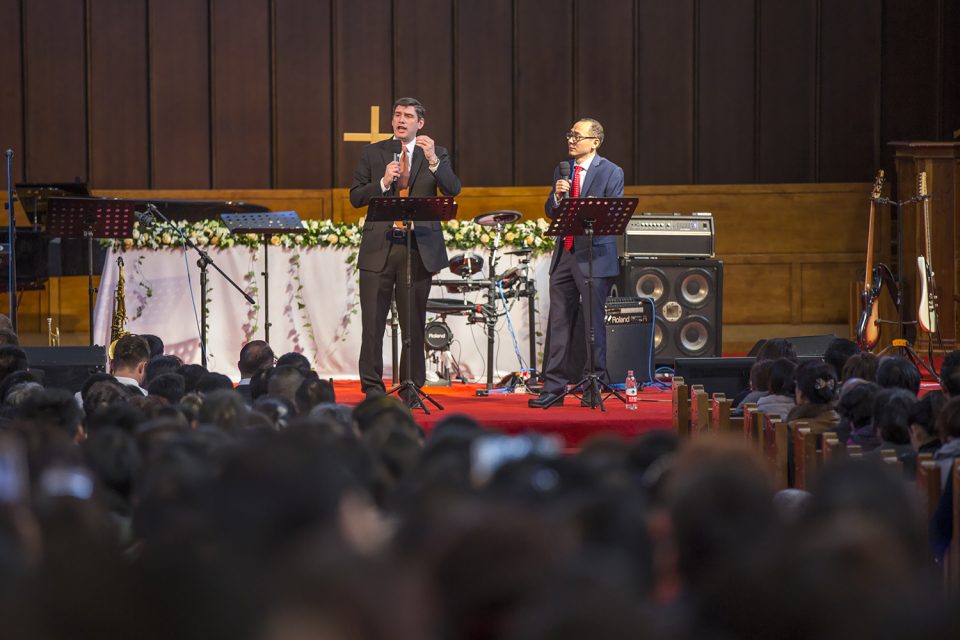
530, 118, 624, 408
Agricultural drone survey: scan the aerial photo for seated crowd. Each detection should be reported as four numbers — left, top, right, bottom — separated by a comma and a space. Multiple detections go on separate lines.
0, 322, 957, 639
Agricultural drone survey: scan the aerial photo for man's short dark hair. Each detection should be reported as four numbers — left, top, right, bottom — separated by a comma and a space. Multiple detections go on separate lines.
111, 335, 150, 371
141, 334, 165, 358
841, 352, 878, 382
940, 350, 960, 397
196, 372, 235, 395
577, 117, 604, 143
147, 373, 187, 405
908, 390, 945, 438
18, 388, 84, 437
875, 356, 920, 395
267, 365, 305, 406
393, 97, 425, 120
144, 355, 183, 385
276, 351, 312, 375
756, 338, 798, 363
0, 345, 28, 382
873, 388, 915, 445
238, 340, 275, 378
823, 338, 859, 378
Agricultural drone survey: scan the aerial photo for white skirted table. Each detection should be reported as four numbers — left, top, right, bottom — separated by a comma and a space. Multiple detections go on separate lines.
93, 246, 552, 382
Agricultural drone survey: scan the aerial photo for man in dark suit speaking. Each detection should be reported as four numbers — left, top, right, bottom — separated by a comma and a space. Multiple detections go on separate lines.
529, 118, 624, 409
349, 97, 461, 400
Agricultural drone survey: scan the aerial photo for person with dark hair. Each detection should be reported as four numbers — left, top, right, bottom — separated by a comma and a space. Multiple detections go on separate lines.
786, 361, 840, 433
756, 358, 797, 419
17, 388, 85, 440
144, 355, 182, 386
734, 359, 773, 412
266, 365, 305, 409
147, 373, 187, 405
109, 334, 150, 395
837, 380, 880, 447
251, 395, 297, 431
198, 389, 249, 432
0, 329, 19, 346
934, 396, 960, 482
0, 345, 28, 383
823, 337, 859, 378
177, 363, 207, 394
841, 351, 879, 382
277, 352, 313, 376
908, 389, 945, 455
0, 369, 43, 403
195, 372, 236, 395
350, 97, 461, 403
875, 356, 921, 396
83, 379, 131, 417
874, 388, 916, 467
237, 340, 275, 402
531, 117, 624, 409
141, 334, 164, 359
939, 350, 960, 397
756, 338, 798, 363
295, 377, 335, 415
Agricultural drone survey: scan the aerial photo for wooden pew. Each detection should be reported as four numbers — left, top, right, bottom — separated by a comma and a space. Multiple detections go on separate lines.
793, 424, 816, 490
690, 385, 710, 436
847, 444, 864, 459
916, 460, 942, 522
671, 377, 689, 438
741, 403, 758, 442
762, 414, 789, 489
822, 435, 845, 461
710, 393, 735, 433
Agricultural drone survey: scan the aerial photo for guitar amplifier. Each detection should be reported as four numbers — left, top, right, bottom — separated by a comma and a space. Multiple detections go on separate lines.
604, 297, 655, 383
621, 213, 715, 258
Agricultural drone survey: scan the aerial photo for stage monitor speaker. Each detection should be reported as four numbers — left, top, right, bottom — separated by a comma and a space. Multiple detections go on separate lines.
22, 346, 107, 393
747, 334, 838, 358
675, 355, 824, 397
611, 258, 723, 364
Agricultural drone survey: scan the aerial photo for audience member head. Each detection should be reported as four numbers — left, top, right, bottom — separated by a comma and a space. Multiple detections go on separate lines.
250, 366, 273, 401
0, 369, 43, 403
756, 338, 798, 363
17, 388, 85, 439
238, 340, 275, 379
144, 355, 182, 386
295, 377, 335, 415
82, 427, 142, 505
4, 381, 44, 408
177, 364, 207, 394
748, 359, 773, 393
82, 379, 130, 417
109, 335, 150, 384
872, 388, 915, 446
141, 334, 164, 358
908, 389, 945, 450
875, 356, 920, 395
0, 345, 28, 382
195, 372, 235, 395
823, 338, 859, 378
277, 351, 312, 376
766, 358, 797, 396
0, 329, 19, 346
267, 365, 305, 407
794, 361, 837, 405
147, 373, 187, 405
939, 350, 960, 397
935, 395, 960, 443
841, 351, 879, 382
198, 389, 249, 432
837, 381, 879, 430
252, 395, 296, 430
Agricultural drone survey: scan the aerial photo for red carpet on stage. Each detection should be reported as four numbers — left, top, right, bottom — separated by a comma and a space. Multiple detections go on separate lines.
333, 381, 674, 448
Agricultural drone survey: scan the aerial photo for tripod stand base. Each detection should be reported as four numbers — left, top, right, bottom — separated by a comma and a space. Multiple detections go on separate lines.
544, 375, 626, 412
878, 340, 940, 380
386, 380, 444, 414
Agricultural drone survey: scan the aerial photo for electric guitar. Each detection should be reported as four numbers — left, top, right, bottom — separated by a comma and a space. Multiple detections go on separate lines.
916, 171, 939, 333
857, 171, 895, 351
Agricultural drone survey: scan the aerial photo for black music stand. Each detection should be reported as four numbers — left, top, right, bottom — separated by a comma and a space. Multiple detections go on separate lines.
46, 197, 138, 345
543, 197, 637, 411
366, 196, 457, 414
221, 211, 304, 344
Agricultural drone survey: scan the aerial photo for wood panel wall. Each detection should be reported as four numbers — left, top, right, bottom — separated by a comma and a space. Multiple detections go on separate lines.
0, 0, 956, 191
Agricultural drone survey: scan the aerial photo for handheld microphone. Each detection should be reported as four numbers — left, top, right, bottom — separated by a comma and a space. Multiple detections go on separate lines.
388, 139, 403, 188
558, 161, 571, 199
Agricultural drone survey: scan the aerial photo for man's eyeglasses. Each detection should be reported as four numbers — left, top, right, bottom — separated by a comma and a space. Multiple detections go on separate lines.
565, 132, 598, 143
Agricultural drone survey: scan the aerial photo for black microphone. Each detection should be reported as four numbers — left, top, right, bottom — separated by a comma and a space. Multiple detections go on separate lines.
558, 161, 571, 199
134, 209, 155, 228
4, 149, 12, 159
387, 139, 403, 188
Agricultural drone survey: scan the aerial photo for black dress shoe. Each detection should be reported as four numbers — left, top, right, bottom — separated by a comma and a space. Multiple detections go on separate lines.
528, 392, 564, 409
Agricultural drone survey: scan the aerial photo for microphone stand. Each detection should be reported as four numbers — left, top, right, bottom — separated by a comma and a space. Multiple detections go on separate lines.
142, 203, 255, 368
5, 149, 16, 332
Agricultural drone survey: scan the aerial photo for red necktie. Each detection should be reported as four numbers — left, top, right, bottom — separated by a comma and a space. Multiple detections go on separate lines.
563, 165, 583, 251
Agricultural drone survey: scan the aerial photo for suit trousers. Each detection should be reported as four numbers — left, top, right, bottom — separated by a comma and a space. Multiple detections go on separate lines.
542, 248, 610, 394
358, 238, 432, 394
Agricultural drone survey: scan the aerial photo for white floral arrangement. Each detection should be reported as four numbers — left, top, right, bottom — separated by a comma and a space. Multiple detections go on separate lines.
111, 217, 556, 255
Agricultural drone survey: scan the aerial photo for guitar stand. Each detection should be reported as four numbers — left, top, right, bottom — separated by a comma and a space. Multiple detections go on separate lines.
873, 194, 941, 381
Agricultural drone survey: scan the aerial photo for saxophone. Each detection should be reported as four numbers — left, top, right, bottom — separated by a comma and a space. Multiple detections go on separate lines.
108, 256, 128, 358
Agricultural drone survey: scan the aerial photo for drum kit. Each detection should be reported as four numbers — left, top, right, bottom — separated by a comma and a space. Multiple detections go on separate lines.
424, 210, 539, 392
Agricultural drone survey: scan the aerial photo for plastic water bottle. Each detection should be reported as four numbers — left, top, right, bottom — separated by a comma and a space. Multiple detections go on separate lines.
625, 370, 638, 410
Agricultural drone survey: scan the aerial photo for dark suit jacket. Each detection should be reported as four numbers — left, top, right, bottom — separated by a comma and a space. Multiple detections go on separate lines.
350, 139, 461, 274
543, 154, 624, 278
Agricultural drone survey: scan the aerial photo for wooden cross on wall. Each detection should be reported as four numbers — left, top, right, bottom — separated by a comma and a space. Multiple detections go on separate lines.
343, 106, 392, 144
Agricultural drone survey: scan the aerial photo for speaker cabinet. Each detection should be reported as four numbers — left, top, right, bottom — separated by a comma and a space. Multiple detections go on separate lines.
611, 258, 723, 364
22, 347, 107, 393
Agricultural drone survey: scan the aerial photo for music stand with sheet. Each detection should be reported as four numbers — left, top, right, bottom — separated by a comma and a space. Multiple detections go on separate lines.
221, 211, 304, 344
366, 197, 457, 414
543, 197, 638, 411
46, 197, 138, 345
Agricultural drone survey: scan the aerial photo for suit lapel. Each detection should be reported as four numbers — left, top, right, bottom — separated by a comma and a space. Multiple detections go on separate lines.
407, 145, 425, 191
578, 155, 602, 197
